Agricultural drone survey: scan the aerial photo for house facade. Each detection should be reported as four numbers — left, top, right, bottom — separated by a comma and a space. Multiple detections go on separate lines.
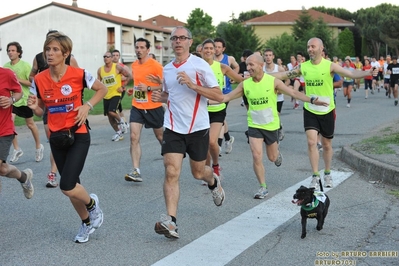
0, 1, 176, 74
244, 9, 354, 45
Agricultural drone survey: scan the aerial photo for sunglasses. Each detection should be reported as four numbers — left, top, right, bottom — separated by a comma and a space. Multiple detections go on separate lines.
103, 55, 111, 58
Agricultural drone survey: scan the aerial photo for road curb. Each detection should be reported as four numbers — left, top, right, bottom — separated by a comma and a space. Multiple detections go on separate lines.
340, 146, 399, 186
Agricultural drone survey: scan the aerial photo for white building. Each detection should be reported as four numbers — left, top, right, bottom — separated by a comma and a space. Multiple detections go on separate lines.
0, 1, 177, 74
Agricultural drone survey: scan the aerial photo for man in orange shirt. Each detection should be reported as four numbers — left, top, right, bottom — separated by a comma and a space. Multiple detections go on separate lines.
125, 38, 164, 182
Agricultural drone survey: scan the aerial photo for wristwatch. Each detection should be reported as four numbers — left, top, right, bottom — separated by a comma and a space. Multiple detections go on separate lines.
147, 86, 151, 91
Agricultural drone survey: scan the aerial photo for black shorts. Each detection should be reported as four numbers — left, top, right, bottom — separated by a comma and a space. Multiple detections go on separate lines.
384, 78, 390, 84
161, 128, 209, 161
277, 101, 283, 113
208, 109, 226, 124
243, 94, 248, 106
0, 135, 14, 162
129, 106, 164, 129
377, 71, 383, 80
247, 127, 278, 145
118, 90, 126, 112
303, 108, 335, 139
12, 105, 34, 119
390, 79, 399, 88
103, 96, 121, 115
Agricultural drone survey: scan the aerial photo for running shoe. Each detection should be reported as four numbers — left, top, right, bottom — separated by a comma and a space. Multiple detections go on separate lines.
211, 174, 225, 206
254, 187, 268, 199
46, 172, 58, 188
21, 168, 34, 199
74, 223, 92, 243
125, 169, 143, 182
395, 100, 398, 106
309, 175, 320, 190
224, 136, 235, 154
89, 193, 104, 231
274, 151, 283, 167
10, 149, 23, 163
293, 103, 299, 109
35, 144, 44, 162
324, 173, 333, 188
317, 142, 323, 152
154, 214, 179, 239
278, 127, 285, 142
111, 133, 124, 141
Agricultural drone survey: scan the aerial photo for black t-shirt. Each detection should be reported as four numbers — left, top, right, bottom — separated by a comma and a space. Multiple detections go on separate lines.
387, 63, 399, 81
238, 61, 247, 74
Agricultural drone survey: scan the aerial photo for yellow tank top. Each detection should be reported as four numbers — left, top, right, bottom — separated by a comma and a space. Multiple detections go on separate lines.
207, 61, 226, 112
243, 74, 279, 131
100, 63, 122, 99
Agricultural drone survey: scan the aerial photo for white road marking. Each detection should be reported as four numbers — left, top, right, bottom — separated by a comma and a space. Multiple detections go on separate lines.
152, 170, 353, 266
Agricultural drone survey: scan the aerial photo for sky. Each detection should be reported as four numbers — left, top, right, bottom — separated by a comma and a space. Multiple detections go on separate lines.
0, 0, 397, 25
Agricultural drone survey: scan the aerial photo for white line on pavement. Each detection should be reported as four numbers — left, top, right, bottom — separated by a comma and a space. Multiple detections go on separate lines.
152, 170, 353, 266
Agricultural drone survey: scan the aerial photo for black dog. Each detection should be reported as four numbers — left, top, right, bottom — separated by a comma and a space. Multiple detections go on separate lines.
292, 181, 330, 239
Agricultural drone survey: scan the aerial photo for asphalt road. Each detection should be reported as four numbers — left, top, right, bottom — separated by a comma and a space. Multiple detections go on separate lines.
1, 87, 398, 266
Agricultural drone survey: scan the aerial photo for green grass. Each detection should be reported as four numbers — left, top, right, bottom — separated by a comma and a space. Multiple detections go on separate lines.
14, 88, 133, 126
387, 189, 399, 198
353, 129, 399, 154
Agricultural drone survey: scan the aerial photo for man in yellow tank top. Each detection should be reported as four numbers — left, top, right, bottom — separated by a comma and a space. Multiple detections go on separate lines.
216, 54, 327, 199
97, 51, 131, 142
270, 38, 376, 190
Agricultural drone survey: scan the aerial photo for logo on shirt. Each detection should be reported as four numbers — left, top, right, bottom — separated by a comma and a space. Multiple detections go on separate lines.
61, 84, 72, 96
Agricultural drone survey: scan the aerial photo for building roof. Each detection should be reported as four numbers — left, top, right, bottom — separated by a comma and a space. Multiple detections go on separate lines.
0, 1, 171, 33
0, 13, 21, 24
143, 15, 185, 27
245, 9, 354, 27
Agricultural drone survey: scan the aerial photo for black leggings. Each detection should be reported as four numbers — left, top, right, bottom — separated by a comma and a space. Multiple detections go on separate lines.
51, 132, 90, 191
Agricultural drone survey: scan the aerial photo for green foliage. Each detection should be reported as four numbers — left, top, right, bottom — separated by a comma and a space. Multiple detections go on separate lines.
215, 23, 262, 61
265, 33, 296, 64
377, 5, 399, 54
311, 6, 354, 22
186, 8, 216, 50
338, 28, 355, 58
237, 10, 266, 23
291, 10, 314, 41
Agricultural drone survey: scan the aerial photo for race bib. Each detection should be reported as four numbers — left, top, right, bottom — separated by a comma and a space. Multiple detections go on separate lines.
133, 86, 148, 103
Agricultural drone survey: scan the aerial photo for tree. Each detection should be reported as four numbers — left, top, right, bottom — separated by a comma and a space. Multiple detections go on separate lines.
312, 17, 338, 57
237, 10, 266, 22
377, 5, 399, 56
356, 4, 394, 57
311, 6, 354, 22
265, 32, 296, 64
291, 9, 314, 41
186, 8, 216, 51
338, 28, 355, 57
215, 22, 262, 61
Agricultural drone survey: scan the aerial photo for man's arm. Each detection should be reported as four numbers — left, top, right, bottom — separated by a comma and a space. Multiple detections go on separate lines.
29, 57, 39, 82
116, 64, 132, 82
331, 63, 375, 79
70, 56, 79, 68
221, 64, 243, 83
228, 56, 240, 74
269, 65, 302, 80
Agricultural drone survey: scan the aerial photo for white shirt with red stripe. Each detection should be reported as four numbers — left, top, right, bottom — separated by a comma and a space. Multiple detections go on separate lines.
163, 55, 219, 134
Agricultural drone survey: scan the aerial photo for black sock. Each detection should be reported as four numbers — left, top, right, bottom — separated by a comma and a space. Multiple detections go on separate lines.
18, 171, 27, 183
86, 198, 95, 211
224, 132, 230, 141
82, 216, 90, 226
208, 177, 218, 190
171, 215, 177, 224
348, 98, 351, 103
218, 138, 223, 147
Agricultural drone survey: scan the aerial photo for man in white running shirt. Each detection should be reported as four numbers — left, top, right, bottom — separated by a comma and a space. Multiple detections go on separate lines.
151, 26, 225, 239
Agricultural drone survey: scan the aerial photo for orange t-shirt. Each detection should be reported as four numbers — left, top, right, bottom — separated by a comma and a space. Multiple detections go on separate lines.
378, 60, 385, 71
34, 66, 89, 133
131, 58, 163, 110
